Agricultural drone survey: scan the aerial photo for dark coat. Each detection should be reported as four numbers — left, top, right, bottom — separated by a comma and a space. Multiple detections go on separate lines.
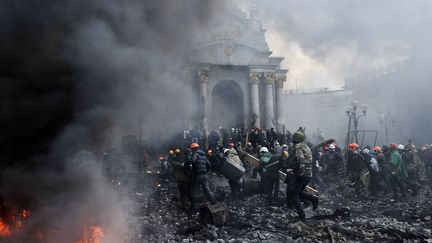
188, 149, 211, 175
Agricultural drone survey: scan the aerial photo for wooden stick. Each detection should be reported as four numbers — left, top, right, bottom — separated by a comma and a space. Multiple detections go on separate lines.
279, 171, 319, 195
265, 161, 280, 169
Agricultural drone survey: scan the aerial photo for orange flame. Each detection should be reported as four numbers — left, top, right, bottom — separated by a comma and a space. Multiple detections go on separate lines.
76, 226, 104, 243
0, 220, 12, 237
0, 206, 31, 237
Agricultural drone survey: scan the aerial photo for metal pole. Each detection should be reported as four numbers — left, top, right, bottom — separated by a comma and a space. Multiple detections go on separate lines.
354, 115, 358, 144
345, 114, 352, 148
385, 118, 389, 143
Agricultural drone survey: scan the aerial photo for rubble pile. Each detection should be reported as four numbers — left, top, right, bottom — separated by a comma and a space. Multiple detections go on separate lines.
128, 177, 432, 242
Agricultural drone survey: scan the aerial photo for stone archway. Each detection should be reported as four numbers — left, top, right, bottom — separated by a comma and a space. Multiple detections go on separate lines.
210, 80, 244, 130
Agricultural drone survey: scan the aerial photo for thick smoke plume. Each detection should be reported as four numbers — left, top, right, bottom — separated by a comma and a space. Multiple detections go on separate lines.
237, 0, 432, 144
0, 0, 225, 241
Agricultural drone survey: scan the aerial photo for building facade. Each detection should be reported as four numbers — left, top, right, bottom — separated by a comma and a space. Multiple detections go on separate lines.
182, 5, 287, 132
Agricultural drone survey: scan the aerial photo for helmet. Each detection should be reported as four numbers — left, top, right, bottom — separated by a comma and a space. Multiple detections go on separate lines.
282, 151, 289, 158
169, 150, 174, 155
190, 143, 199, 149
292, 132, 305, 143
397, 144, 405, 150
281, 144, 288, 149
174, 148, 181, 154
362, 148, 370, 154
207, 149, 213, 156
390, 143, 398, 149
159, 156, 164, 161
259, 147, 269, 153
348, 143, 359, 151
247, 142, 252, 147
421, 147, 427, 152
228, 143, 235, 148
373, 146, 382, 152
329, 144, 336, 150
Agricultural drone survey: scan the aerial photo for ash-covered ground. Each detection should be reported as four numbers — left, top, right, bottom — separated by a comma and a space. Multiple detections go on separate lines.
126, 172, 432, 243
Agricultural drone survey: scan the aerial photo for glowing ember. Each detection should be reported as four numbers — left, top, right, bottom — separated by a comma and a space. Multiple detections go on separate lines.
0, 203, 32, 238
76, 226, 104, 243
0, 220, 12, 237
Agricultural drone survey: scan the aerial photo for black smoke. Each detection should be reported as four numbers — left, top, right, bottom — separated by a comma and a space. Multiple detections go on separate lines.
0, 0, 224, 241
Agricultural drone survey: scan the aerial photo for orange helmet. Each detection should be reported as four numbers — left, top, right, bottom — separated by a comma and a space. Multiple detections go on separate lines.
190, 143, 199, 149
373, 146, 382, 152
348, 143, 359, 151
228, 143, 235, 148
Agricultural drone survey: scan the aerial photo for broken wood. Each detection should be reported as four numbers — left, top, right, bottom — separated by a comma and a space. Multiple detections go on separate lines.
279, 171, 319, 195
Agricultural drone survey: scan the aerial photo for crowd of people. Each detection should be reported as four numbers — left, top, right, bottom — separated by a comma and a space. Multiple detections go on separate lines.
154, 126, 432, 223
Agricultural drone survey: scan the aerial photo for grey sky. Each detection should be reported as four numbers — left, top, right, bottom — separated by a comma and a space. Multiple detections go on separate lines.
237, 0, 432, 91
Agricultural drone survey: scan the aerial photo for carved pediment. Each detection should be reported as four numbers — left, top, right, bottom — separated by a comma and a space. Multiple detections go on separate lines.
190, 6, 271, 66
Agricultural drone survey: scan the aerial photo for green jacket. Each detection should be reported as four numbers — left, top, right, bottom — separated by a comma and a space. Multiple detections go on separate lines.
259, 151, 272, 173
389, 150, 408, 180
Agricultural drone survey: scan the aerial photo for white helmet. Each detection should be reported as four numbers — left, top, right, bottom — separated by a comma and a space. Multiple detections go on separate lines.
260, 147, 269, 153
329, 144, 336, 150
362, 148, 370, 154
397, 144, 405, 150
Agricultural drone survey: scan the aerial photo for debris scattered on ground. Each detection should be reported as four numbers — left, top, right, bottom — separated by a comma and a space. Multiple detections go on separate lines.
128, 175, 432, 242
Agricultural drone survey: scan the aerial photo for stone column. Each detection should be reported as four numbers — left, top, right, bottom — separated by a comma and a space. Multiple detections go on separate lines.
198, 69, 209, 132
181, 68, 195, 130
249, 72, 261, 128
275, 76, 286, 132
264, 72, 275, 129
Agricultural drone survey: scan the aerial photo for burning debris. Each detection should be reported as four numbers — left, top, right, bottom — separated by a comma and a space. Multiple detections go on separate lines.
0, 201, 31, 238
76, 226, 104, 243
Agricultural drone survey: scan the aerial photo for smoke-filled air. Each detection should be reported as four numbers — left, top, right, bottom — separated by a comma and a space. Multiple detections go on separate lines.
1, 0, 432, 242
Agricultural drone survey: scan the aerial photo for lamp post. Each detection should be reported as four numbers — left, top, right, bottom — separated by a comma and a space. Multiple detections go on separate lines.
346, 101, 368, 144
379, 114, 389, 144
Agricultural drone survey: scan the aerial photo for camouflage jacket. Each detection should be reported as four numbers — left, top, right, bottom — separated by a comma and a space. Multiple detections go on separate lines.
293, 142, 313, 177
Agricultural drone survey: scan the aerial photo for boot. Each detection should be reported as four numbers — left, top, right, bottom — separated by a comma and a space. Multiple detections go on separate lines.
312, 196, 319, 211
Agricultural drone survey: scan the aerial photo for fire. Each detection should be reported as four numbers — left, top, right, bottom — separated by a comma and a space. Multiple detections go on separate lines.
76, 226, 104, 243
0, 202, 32, 237
0, 220, 12, 237
0, 201, 106, 243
